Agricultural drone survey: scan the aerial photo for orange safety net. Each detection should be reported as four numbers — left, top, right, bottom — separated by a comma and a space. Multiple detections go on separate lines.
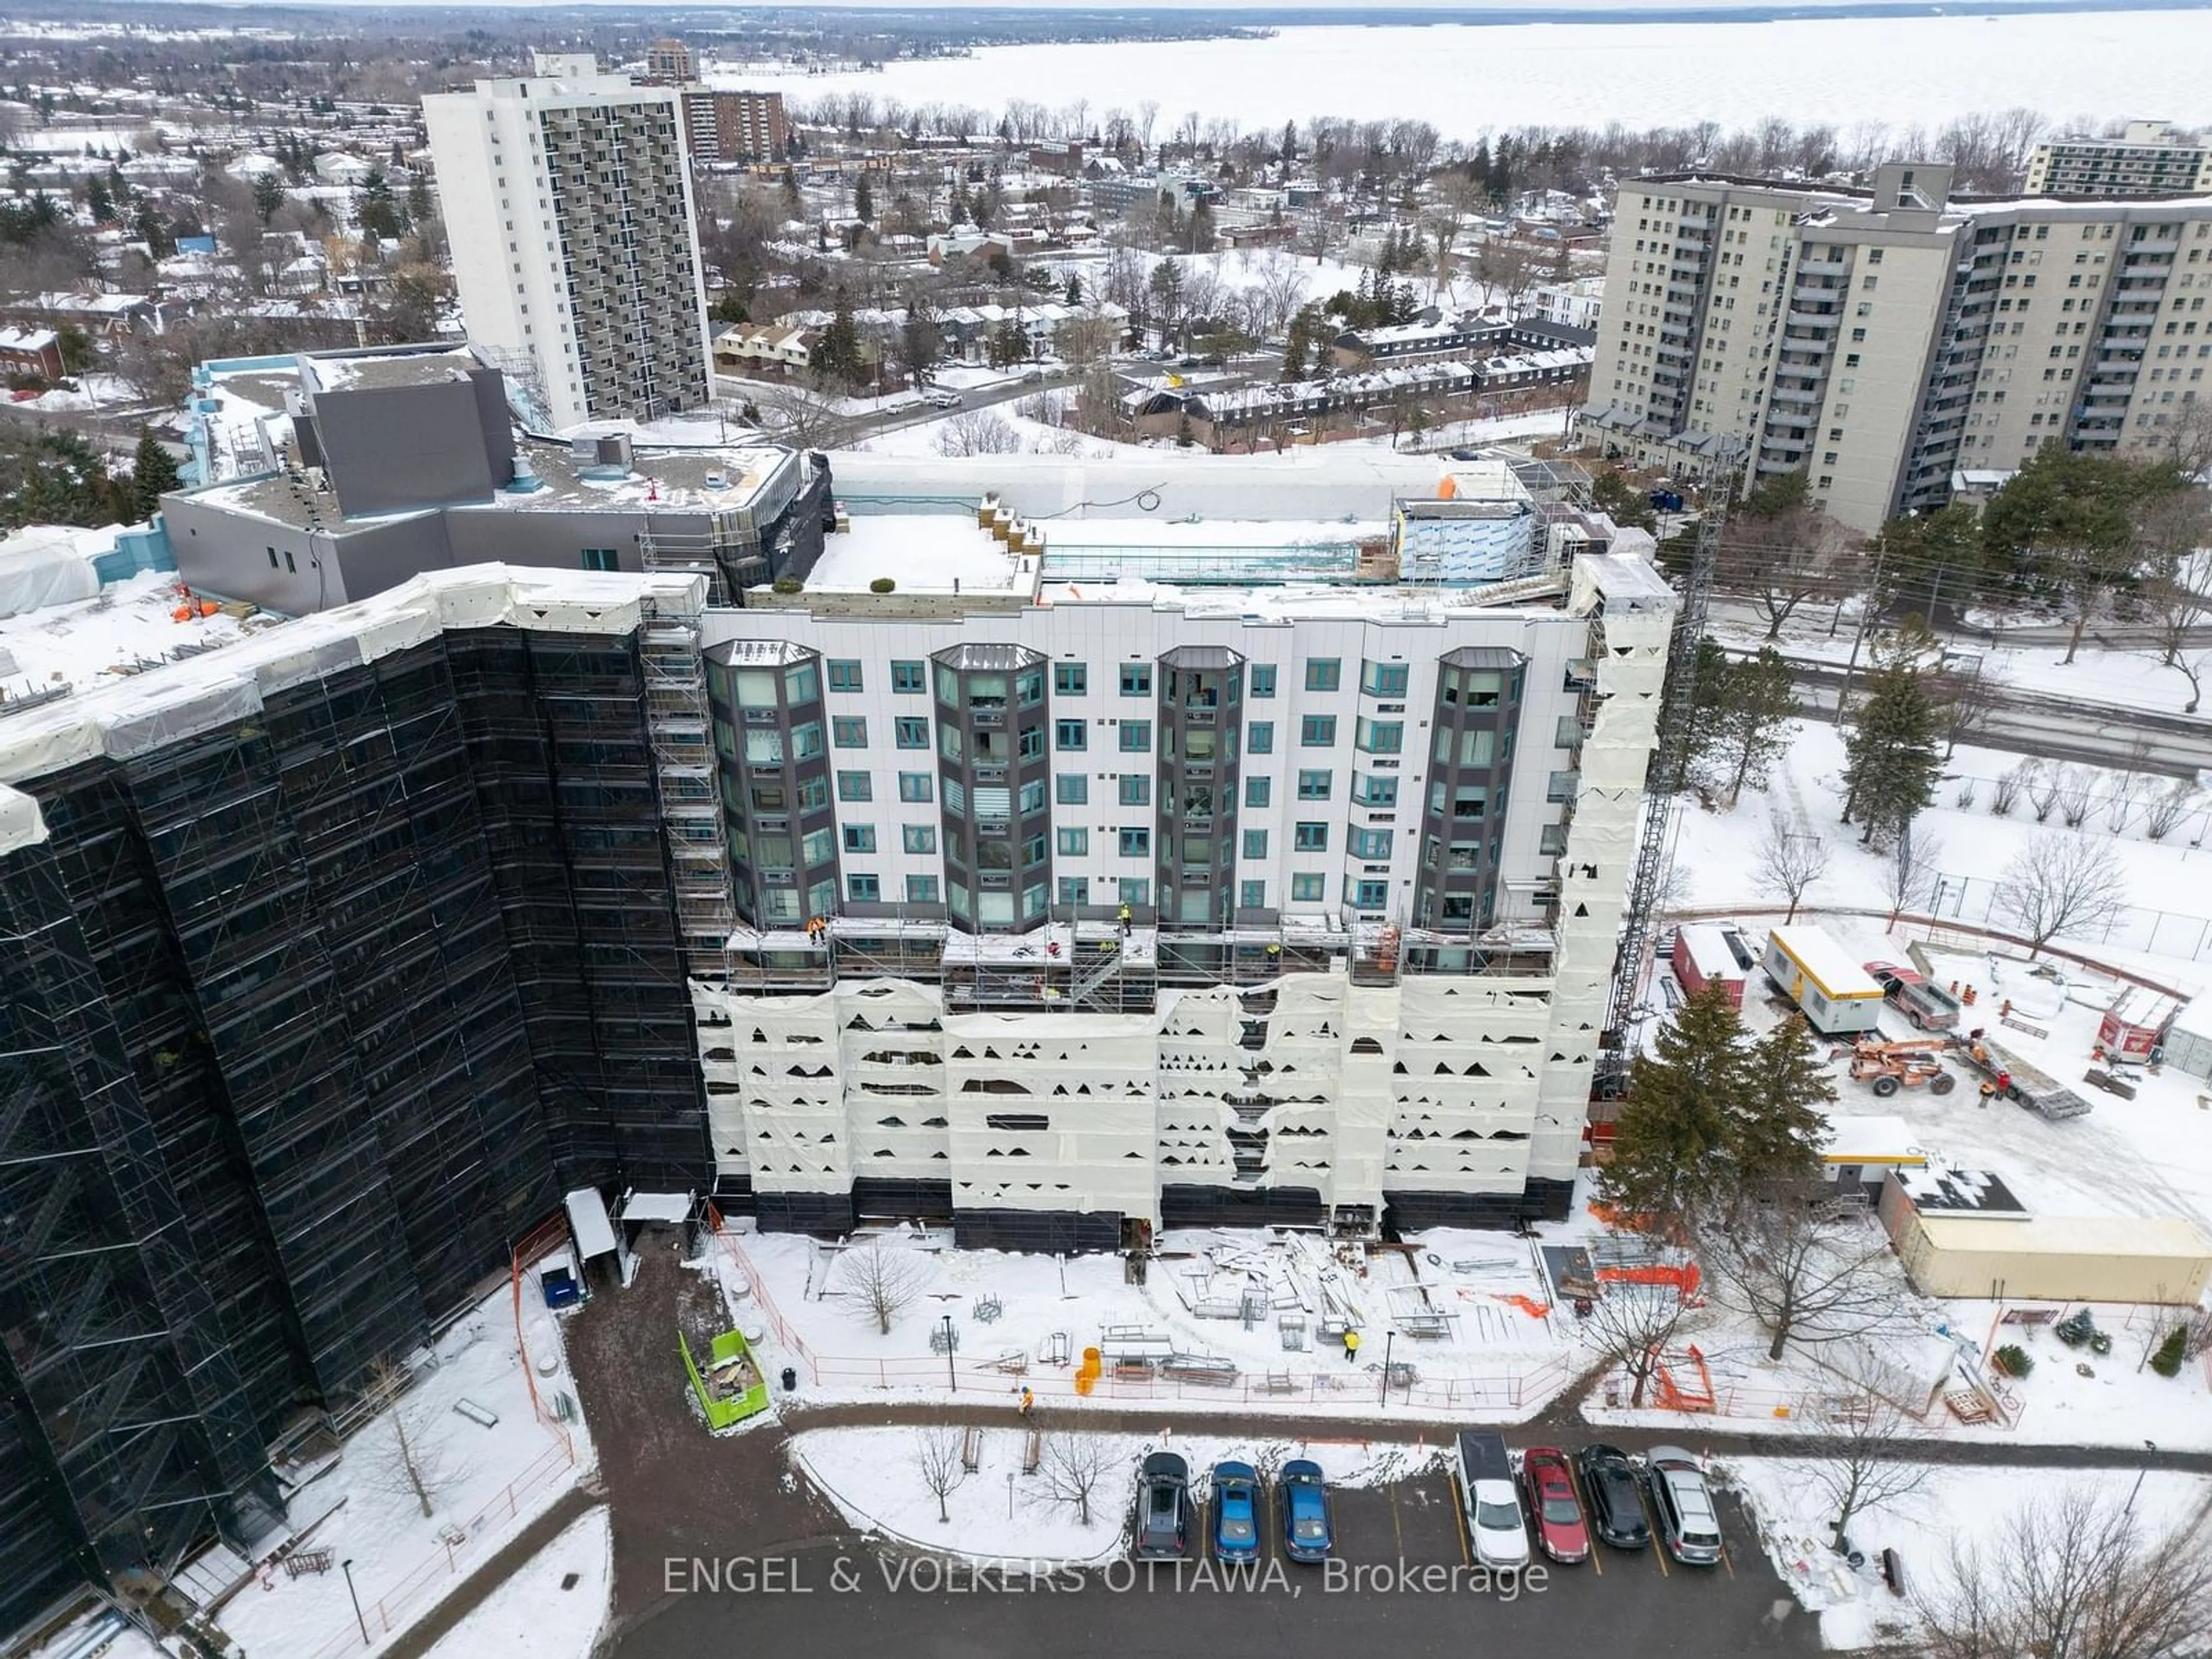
1494, 1294, 1554, 1319
1597, 1261, 1702, 1298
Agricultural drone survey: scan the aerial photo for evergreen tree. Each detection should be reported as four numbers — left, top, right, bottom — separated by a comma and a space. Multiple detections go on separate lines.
1729, 1016, 1833, 1192
1188, 198, 1215, 254
406, 174, 433, 225
1840, 660, 1943, 846
134, 202, 172, 258
853, 172, 874, 224
812, 289, 864, 391
1279, 119, 1297, 163
1064, 272, 1082, 306
251, 169, 285, 226
83, 172, 115, 224
1701, 646, 1798, 805
1598, 983, 1749, 1235
356, 168, 403, 241
128, 426, 182, 521
781, 166, 802, 216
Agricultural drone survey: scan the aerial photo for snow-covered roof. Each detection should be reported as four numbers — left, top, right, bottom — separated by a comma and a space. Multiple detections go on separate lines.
1816, 1111, 1925, 1165
0, 327, 59, 353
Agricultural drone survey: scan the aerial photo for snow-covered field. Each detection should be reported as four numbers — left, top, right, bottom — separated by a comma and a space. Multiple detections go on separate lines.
421, 1507, 611, 1659
717, 1221, 1574, 1419
1726, 1461, 2212, 1649
748, 14, 2212, 138
217, 1281, 592, 1659
792, 1425, 1440, 1564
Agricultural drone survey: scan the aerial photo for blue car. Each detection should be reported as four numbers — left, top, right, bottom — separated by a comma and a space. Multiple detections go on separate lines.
1279, 1459, 1333, 1562
1211, 1460, 1260, 1562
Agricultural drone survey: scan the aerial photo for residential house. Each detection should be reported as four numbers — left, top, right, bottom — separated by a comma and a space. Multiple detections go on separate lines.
0, 327, 64, 382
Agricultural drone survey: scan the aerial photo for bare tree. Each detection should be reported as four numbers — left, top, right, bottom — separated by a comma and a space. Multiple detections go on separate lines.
2026, 762, 2064, 824
837, 1244, 933, 1336
1879, 821, 1944, 930
1933, 658, 2005, 760
1785, 1363, 1934, 1547
912, 1424, 968, 1523
1990, 763, 2028, 817
932, 408, 1022, 456
358, 1356, 470, 1520
2143, 781, 2198, 842
2150, 396, 2212, 478
1754, 814, 1831, 923
1033, 1428, 1118, 1527
1994, 831, 2130, 955
2057, 764, 2096, 830
747, 382, 855, 449
2104, 772, 2149, 836
1580, 1283, 1702, 1408
1918, 1488, 2212, 1659
1697, 1195, 1905, 1363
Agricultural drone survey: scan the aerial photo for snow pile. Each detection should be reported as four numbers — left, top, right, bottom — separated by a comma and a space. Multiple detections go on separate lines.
1725, 1460, 2212, 1650
0, 568, 249, 697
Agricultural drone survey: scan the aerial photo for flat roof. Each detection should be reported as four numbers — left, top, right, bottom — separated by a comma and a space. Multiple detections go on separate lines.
1766, 925, 1884, 1001
1914, 1213, 2212, 1260
806, 514, 1035, 594
1675, 923, 1743, 983
304, 345, 481, 395
1894, 1165, 2029, 1217
1817, 1111, 1925, 1166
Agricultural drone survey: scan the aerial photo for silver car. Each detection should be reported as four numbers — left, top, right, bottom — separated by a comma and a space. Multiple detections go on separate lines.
1643, 1446, 1724, 1566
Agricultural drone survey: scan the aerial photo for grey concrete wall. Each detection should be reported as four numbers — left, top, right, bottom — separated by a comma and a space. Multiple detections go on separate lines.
165, 492, 344, 613
329, 513, 458, 603
316, 378, 502, 517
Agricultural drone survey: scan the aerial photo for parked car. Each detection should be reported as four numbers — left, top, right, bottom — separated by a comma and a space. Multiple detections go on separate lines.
1455, 1431, 1531, 1571
1211, 1460, 1260, 1563
1575, 1444, 1651, 1550
1133, 1452, 1193, 1559
1279, 1459, 1333, 1562
1520, 1446, 1589, 1564
923, 388, 963, 410
1643, 1446, 1725, 1566
1864, 961, 1963, 1031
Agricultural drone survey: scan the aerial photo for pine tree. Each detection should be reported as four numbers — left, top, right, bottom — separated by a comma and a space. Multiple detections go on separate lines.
83, 172, 114, 224
853, 172, 874, 224
357, 168, 404, 241
1064, 272, 1082, 305
813, 289, 863, 391
1705, 647, 1799, 805
128, 426, 182, 521
1728, 1016, 1833, 1194
1598, 983, 1749, 1235
251, 170, 285, 226
1840, 662, 1943, 846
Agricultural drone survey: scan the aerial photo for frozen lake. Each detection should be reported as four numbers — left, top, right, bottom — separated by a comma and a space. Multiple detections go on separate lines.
717, 11, 2212, 137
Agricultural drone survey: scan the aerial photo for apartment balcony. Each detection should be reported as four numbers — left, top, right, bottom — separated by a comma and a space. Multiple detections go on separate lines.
1786, 309, 1840, 332
1768, 384, 1822, 406
1795, 257, 1850, 278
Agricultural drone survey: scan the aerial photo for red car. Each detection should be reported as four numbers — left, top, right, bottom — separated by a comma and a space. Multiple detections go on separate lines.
1521, 1446, 1590, 1564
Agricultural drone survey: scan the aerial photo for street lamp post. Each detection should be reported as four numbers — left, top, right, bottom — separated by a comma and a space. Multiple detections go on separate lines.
341, 1558, 369, 1647
2127, 1439, 2158, 1514
1379, 1331, 1395, 1409
942, 1313, 956, 1394
1007, 1470, 1016, 1518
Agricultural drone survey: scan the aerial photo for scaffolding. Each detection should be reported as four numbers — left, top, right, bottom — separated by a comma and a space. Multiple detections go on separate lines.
641, 592, 737, 979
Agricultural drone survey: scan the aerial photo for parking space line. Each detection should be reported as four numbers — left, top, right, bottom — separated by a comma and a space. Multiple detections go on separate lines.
1565, 1465, 1601, 1578
1721, 1541, 1736, 1580
1639, 1483, 1669, 1578
1387, 1482, 1405, 1558
1450, 1482, 1472, 1569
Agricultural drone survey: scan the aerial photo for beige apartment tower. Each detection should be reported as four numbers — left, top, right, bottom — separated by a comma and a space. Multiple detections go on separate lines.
1584, 164, 2212, 532
2027, 122, 2212, 198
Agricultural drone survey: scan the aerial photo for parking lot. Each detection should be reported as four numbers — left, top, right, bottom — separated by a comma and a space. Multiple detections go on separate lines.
611, 1463, 1821, 1658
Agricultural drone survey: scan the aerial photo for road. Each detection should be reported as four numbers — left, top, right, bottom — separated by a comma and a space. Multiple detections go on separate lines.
0, 394, 188, 460
1774, 657, 2212, 779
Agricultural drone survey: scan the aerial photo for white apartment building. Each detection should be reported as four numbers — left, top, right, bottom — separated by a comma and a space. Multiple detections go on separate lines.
424, 52, 711, 429
681, 455, 1673, 1246
1584, 162, 2212, 532
2027, 122, 2212, 199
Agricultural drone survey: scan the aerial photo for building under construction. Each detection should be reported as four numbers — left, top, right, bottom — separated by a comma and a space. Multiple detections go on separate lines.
0, 342, 1673, 1633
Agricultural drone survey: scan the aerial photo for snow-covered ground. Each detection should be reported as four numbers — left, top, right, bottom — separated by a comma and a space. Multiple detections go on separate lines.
16, 373, 141, 414
791, 1424, 1439, 1565
421, 1507, 611, 1659
1726, 1460, 2212, 1649
217, 1279, 593, 1659
717, 1221, 1573, 1419
1669, 719, 2212, 973
759, 13, 2212, 138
